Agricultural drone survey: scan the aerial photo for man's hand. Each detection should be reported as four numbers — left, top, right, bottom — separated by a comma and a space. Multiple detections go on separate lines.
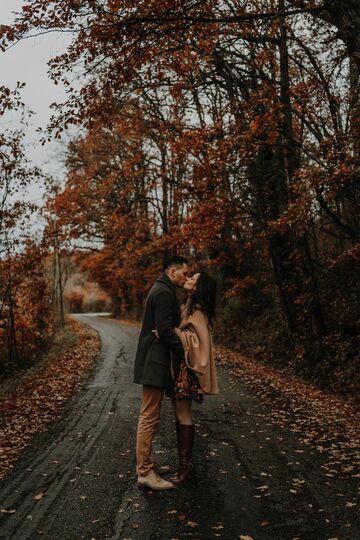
152, 328, 160, 339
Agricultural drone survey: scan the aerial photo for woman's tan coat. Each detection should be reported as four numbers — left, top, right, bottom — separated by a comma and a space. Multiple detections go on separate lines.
173, 304, 219, 395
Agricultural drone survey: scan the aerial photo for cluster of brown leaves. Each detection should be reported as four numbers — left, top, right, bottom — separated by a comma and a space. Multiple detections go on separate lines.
2, 1, 359, 382
35, 2, 358, 377
0, 84, 47, 374
0, 242, 58, 373
0, 317, 101, 479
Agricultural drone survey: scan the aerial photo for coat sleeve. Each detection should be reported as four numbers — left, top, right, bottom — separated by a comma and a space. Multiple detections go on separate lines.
176, 310, 209, 374
154, 290, 184, 362
177, 309, 218, 395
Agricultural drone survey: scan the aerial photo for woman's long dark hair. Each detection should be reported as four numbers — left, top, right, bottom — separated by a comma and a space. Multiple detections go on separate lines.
186, 270, 217, 326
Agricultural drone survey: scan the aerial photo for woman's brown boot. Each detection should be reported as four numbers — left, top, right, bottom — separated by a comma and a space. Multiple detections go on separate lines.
171, 424, 196, 485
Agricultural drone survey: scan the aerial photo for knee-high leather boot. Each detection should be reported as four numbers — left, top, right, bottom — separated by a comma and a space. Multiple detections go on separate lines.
171, 423, 196, 485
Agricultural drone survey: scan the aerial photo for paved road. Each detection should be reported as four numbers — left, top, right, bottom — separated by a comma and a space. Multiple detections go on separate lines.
1, 315, 359, 540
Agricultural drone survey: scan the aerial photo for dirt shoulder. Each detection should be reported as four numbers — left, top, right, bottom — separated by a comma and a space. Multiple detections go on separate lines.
0, 316, 101, 480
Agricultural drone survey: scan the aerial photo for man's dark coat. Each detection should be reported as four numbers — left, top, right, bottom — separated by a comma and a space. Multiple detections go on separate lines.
133, 273, 185, 388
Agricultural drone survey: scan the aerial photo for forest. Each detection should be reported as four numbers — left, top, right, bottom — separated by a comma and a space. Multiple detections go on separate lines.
0, 0, 359, 397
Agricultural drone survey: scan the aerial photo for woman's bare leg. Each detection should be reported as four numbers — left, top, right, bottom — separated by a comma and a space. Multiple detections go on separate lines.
171, 397, 193, 425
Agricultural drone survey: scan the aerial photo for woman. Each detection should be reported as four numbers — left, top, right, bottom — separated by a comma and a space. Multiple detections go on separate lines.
153, 270, 219, 485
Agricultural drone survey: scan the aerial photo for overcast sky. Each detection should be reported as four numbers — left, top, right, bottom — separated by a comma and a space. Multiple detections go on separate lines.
0, 0, 73, 208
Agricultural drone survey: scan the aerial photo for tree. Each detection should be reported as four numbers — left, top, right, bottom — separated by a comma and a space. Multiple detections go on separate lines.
3, 0, 358, 376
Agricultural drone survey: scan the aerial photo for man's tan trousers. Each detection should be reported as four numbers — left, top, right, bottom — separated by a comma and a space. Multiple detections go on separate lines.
136, 385, 164, 476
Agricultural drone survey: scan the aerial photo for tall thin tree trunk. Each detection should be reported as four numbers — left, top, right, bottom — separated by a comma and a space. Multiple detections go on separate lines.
278, 2, 326, 348
54, 220, 65, 327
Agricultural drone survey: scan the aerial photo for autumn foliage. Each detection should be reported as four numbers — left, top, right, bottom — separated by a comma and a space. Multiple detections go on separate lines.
1, 1, 359, 394
0, 83, 56, 375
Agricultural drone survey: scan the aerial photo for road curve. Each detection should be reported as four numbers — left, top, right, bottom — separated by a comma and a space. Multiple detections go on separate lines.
0, 314, 358, 540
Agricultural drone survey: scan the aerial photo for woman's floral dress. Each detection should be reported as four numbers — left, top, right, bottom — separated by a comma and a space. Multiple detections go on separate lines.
165, 356, 204, 404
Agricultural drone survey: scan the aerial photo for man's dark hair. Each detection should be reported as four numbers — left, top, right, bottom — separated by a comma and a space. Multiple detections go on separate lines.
163, 255, 188, 271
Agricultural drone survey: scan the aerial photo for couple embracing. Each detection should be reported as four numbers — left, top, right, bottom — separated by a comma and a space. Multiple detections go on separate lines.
133, 256, 219, 490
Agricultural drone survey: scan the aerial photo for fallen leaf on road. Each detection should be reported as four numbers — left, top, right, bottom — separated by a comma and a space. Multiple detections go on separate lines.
1, 509, 16, 514
33, 492, 45, 501
0, 319, 100, 481
260, 520, 269, 527
186, 520, 198, 528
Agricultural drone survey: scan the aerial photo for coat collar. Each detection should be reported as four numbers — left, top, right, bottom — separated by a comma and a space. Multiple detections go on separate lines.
156, 272, 177, 292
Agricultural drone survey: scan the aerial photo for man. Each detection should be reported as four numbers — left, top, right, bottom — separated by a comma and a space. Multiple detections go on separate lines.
133, 255, 189, 490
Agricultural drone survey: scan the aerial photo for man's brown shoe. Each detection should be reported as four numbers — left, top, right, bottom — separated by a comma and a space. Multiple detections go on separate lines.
137, 469, 175, 490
